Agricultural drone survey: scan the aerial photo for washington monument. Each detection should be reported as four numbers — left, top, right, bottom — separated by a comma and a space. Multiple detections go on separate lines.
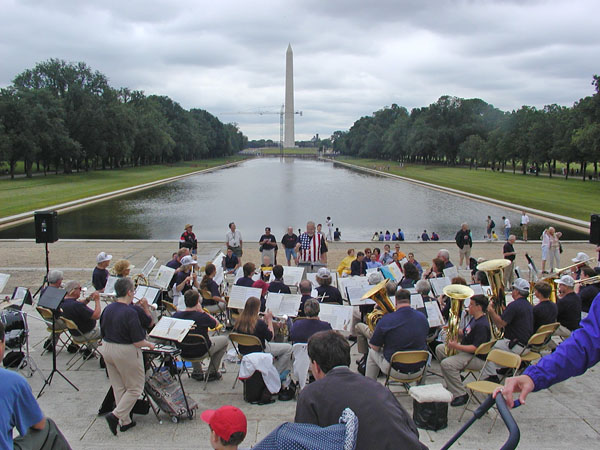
284, 44, 295, 148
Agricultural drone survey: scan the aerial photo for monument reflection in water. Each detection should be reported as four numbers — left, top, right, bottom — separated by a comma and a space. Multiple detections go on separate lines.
0, 158, 586, 241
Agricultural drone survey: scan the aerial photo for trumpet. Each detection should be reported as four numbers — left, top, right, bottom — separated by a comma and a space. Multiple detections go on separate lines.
443, 284, 474, 357
574, 275, 600, 286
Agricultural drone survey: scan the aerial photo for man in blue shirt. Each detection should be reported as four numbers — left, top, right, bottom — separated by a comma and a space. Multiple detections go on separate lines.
366, 289, 429, 379
0, 323, 70, 449
497, 292, 600, 408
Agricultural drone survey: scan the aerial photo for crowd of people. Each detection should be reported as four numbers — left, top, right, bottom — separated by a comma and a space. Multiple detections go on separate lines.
2, 218, 600, 450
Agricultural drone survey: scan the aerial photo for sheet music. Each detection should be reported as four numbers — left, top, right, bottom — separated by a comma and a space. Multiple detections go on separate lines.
141, 256, 158, 278
149, 317, 195, 342
410, 293, 424, 309
347, 286, 375, 306
133, 285, 160, 305
304, 271, 338, 288
469, 284, 484, 296
0, 273, 10, 293
227, 285, 262, 310
153, 265, 176, 290
212, 252, 226, 286
425, 301, 444, 327
104, 276, 118, 296
443, 266, 459, 279
265, 293, 302, 317
399, 257, 408, 266
380, 264, 402, 281
269, 266, 305, 286
319, 304, 353, 332
12, 287, 29, 300
429, 277, 451, 297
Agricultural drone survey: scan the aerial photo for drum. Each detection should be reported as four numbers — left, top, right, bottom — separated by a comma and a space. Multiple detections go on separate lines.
1, 310, 26, 348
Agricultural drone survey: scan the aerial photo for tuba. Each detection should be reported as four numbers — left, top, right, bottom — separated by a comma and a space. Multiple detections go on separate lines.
443, 284, 474, 357
363, 280, 396, 331
477, 259, 511, 340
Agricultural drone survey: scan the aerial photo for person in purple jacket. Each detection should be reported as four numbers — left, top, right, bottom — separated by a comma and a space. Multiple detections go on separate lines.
496, 292, 600, 408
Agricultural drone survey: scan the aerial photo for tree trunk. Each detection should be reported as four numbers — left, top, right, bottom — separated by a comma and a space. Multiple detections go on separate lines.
25, 160, 33, 178
547, 160, 552, 178
565, 162, 570, 180
9, 160, 15, 180
594, 161, 598, 180
581, 161, 586, 181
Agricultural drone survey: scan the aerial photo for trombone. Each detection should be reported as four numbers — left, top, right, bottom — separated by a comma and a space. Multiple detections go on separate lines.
574, 275, 600, 286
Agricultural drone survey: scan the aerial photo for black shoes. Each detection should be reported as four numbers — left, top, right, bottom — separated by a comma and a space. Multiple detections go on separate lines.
105, 413, 119, 435
451, 394, 469, 407
192, 371, 222, 382
484, 375, 500, 383
120, 421, 136, 432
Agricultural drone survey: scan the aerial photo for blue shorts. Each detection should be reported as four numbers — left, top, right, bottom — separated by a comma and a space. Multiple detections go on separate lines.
285, 248, 297, 261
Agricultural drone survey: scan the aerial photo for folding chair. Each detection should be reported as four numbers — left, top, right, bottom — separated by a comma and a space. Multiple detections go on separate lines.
536, 322, 560, 335
60, 317, 102, 370
203, 308, 224, 335
292, 343, 311, 392
228, 332, 264, 389
177, 333, 212, 390
35, 306, 72, 356
460, 349, 521, 432
201, 289, 227, 323
161, 300, 177, 317
460, 339, 497, 383
517, 330, 554, 373
384, 350, 429, 394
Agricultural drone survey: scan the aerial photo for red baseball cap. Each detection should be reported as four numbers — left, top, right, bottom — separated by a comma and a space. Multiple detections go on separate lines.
201, 406, 247, 441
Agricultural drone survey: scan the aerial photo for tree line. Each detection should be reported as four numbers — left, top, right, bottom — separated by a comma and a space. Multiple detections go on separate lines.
0, 59, 247, 178
331, 76, 600, 180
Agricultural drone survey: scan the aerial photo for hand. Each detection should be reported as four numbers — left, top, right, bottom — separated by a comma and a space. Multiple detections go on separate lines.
138, 297, 149, 308
264, 310, 274, 321
91, 291, 100, 302
493, 375, 535, 409
146, 342, 155, 351
447, 339, 458, 350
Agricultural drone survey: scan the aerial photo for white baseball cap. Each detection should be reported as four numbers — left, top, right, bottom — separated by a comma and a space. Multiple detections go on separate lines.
96, 252, 113, 264
555, 275, 575, 287
571, 252, 590, 263
316, 267, 331, 279
180, 255, 198, 266
511, 278, 530, 292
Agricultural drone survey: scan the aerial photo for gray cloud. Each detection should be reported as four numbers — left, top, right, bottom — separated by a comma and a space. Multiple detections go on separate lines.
1, 0, 598, 141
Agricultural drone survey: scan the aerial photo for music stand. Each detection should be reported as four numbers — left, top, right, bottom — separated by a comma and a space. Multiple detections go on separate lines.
37, 286, 79, 397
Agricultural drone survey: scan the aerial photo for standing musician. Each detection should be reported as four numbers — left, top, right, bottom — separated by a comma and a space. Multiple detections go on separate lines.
100, 277, 155, 435
179, 224, 198, 255
435, 295, 491, 407
226, 222, 243, 261
295, 221, 326, 267
259, 227, 278, 266
481, 278, 533, 382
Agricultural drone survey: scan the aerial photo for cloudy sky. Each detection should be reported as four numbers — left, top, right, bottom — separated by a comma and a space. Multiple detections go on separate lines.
1, 0, 598, 141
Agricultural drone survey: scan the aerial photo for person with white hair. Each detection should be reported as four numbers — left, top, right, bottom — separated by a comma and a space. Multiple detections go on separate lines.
541, 227, 562, 273
40, 269, 64, 299
437, 249, 454, 269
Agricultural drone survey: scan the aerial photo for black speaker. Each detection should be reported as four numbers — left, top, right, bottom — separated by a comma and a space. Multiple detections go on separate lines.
34, 210, 58, 244
591, 214, 600, 245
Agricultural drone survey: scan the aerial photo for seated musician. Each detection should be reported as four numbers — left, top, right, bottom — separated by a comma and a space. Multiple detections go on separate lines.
233, 296, 292, 375
295, 330, 426, 450
482, 278, 533, 382
354, 280, 397, 369
0, 322, 72, 449
532, 281, 558, 331
289, 299, 332, 344
350, 252, 367, 276
435, 295, 491, 406
173, 290, 228, 382
166, 248, 190, 291
365, 289, 429, 380
570, 252, 591, 280
554, 275, 582, 340
399, 262, 419, 289
173, 255, 199, 308
423, 257, 445, 279
113, 259, 134, 278
315, 268, 343, 305
235, 262, 256, 287
297, 280, 312, 317
199, 263, 227, 314
92, 251, 112, 291
577, 266, 600, 313
268, 265, 291, 294
60, 280, 102, 341
40, 269, 63, 298
223, 247, 241, 275
337, 248, 355, 277
437, 249, 454, 268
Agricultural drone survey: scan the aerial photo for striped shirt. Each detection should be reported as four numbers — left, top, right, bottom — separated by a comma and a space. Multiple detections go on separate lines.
298, 232, 323, 263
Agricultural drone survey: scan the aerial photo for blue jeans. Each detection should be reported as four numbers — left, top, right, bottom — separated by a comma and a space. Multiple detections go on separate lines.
285, 247, 297, 262
504, 228, 510, 240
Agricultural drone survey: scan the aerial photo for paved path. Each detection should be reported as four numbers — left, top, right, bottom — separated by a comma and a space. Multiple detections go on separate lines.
1, 240, 599, 449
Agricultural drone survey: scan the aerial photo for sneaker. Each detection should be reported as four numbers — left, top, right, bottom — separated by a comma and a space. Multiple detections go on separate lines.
451, 394, 469, 407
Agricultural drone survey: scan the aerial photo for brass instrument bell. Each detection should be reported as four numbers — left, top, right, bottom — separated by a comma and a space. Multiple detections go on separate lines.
442, 284, 474, 357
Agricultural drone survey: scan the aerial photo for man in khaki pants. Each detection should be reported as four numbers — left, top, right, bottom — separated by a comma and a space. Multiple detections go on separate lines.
100, 277, 155, 435
435, 295, 491, 407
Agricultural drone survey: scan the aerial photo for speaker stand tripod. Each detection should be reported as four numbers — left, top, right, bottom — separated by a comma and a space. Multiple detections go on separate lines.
37, 311, 79, 398
32, 242, 50, 300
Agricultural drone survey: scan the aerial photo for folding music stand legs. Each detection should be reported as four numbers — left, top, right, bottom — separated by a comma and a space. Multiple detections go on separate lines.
32, 242, 51, 300
37, 313, 79, 398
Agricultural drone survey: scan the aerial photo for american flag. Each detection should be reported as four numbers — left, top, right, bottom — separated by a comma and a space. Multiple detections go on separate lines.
298, 232, 322, 263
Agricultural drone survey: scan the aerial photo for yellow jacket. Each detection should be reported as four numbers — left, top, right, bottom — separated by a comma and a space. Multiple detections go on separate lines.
337, 255, 356, 276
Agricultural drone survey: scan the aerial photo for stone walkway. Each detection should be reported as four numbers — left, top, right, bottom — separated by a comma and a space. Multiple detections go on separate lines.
1, 239, 599, 449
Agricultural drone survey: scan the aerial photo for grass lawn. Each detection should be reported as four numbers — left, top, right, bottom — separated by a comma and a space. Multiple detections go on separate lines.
0, 156, 248, 218
333, 157, 599, 222
250, 147, 318, 155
